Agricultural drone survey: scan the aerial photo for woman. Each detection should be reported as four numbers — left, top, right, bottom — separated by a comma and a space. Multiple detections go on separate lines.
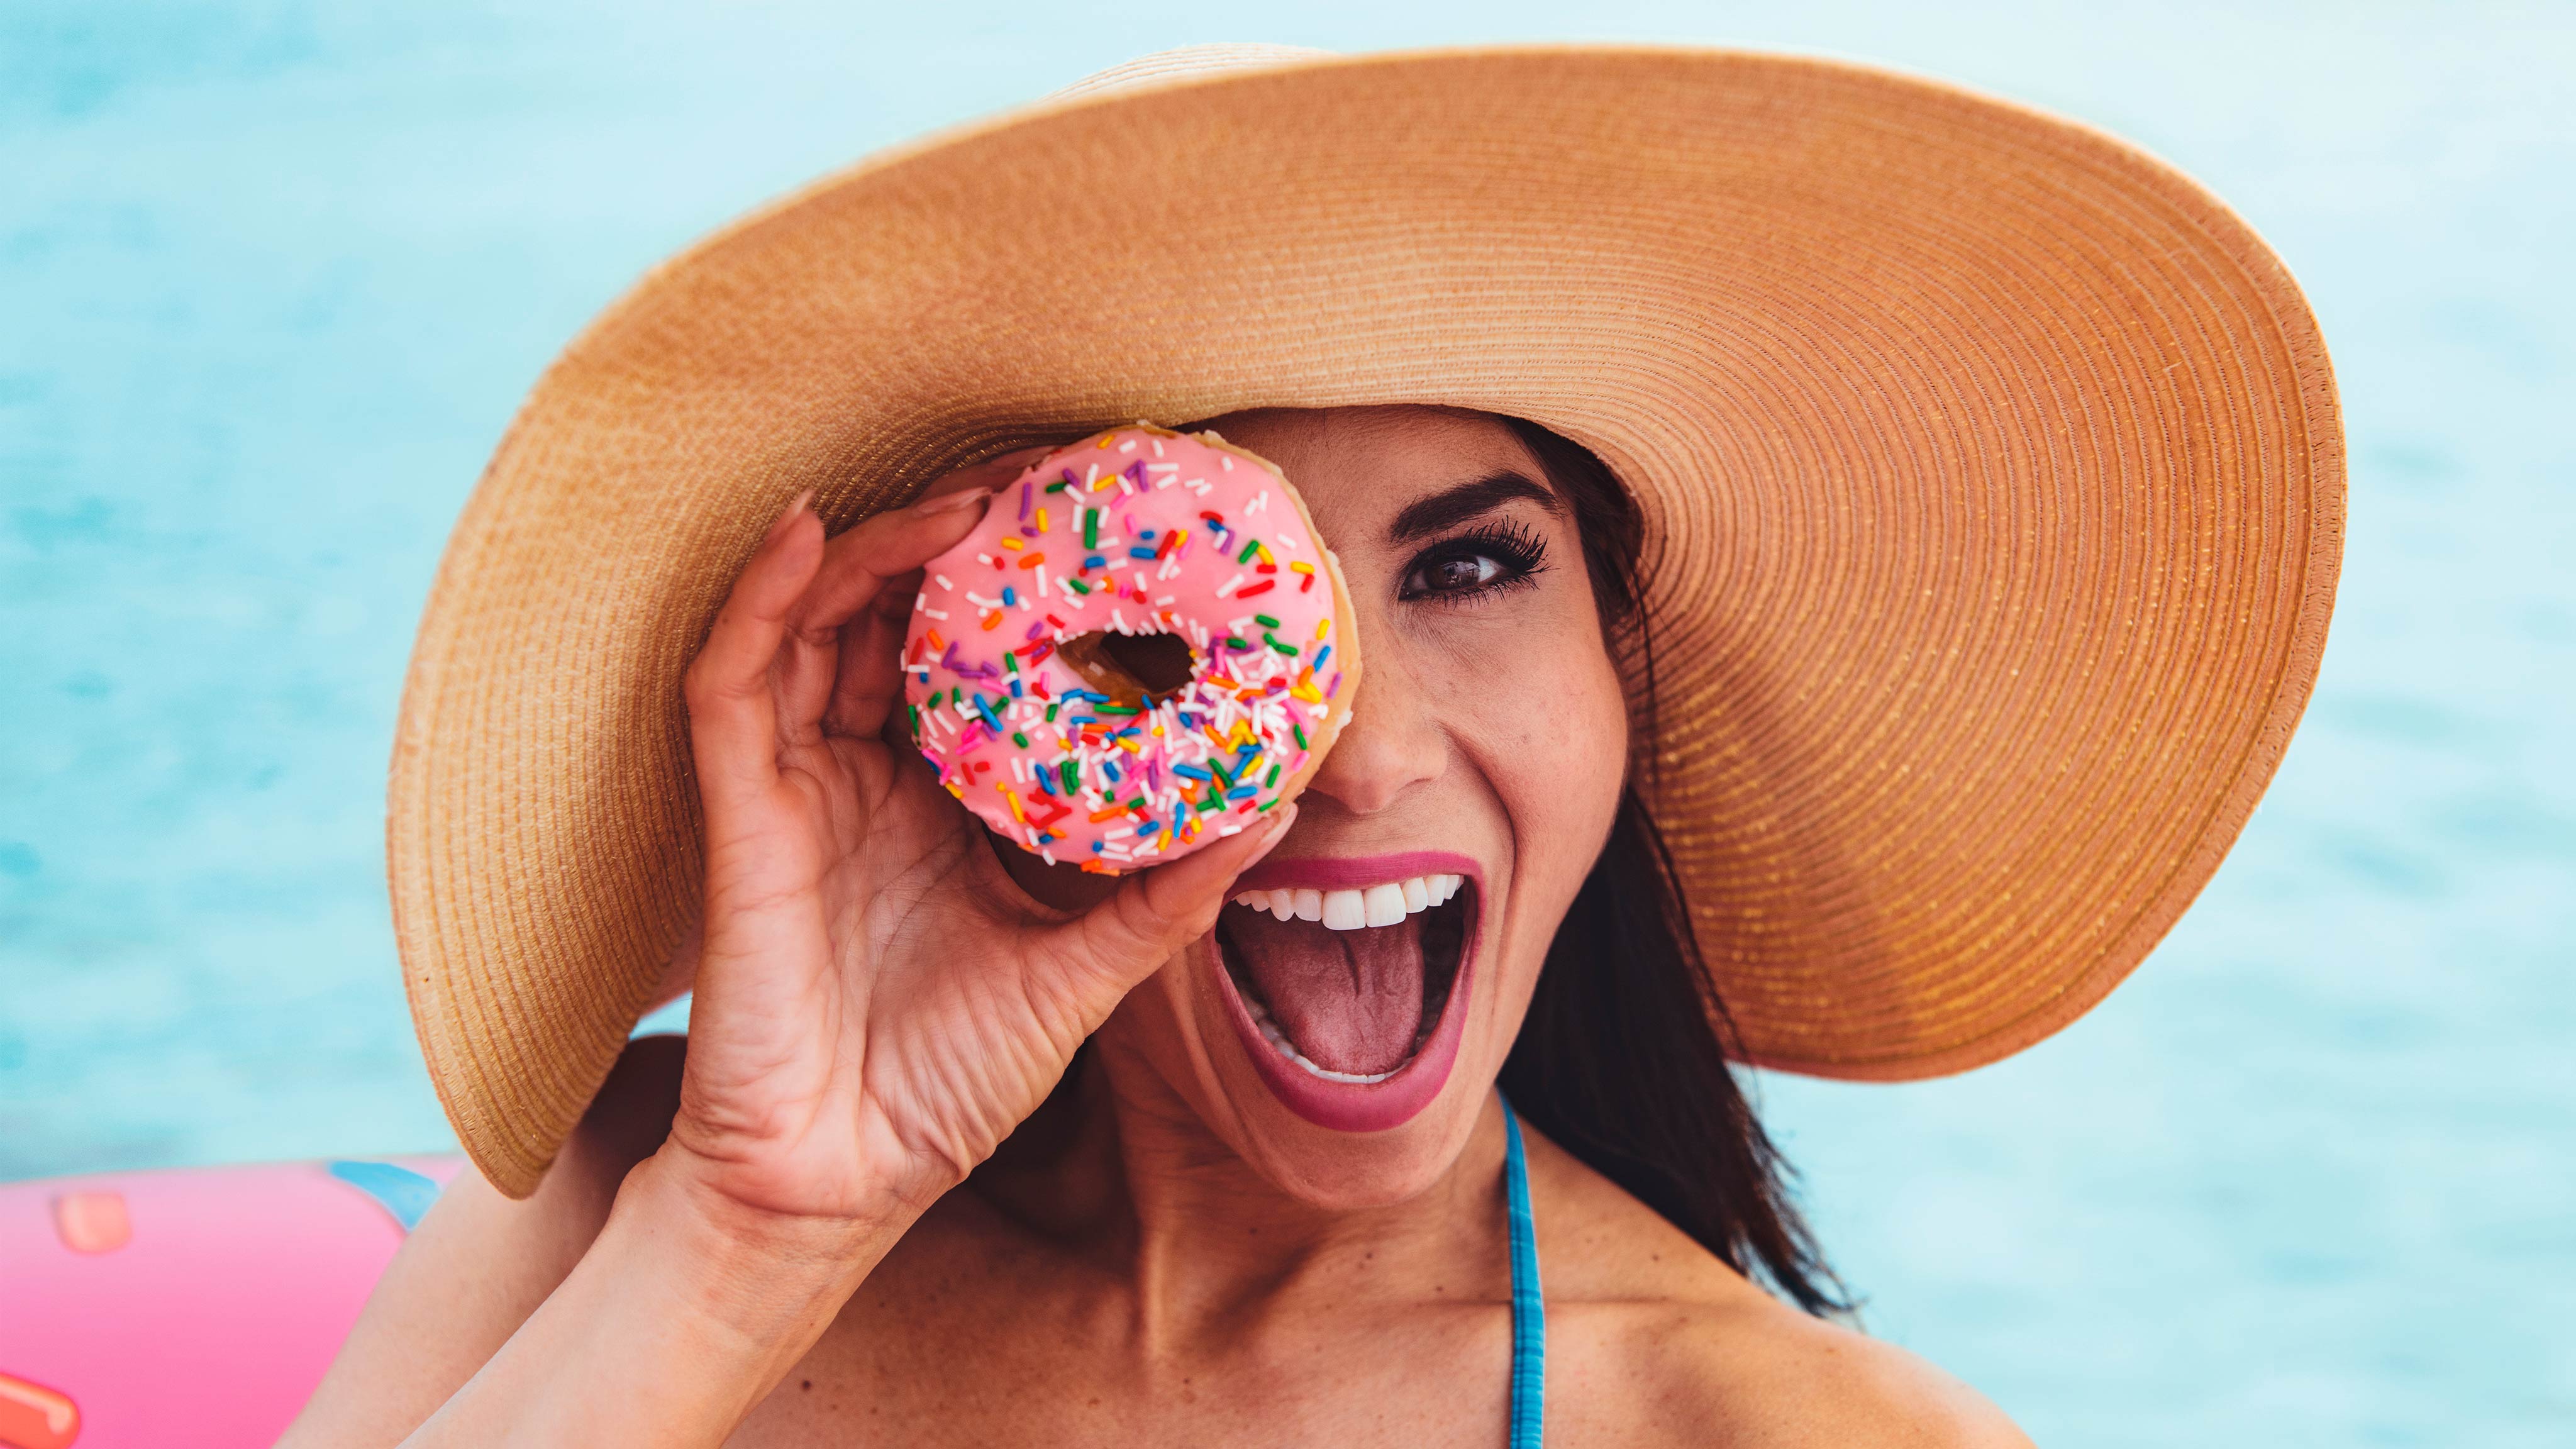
287, 44, 2340, 1448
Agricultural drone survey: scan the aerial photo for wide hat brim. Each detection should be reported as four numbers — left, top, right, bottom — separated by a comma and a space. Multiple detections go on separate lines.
391, 45, 2343, 1196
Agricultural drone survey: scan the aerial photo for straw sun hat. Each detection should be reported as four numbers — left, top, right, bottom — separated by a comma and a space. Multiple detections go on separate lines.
391, 44, 2343, 1195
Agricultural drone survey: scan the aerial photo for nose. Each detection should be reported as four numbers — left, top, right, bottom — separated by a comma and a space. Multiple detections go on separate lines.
1301, 635, 1446, 816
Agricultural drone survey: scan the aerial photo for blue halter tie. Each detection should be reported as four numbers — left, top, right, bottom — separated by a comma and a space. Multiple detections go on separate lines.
1499, 1094, 1546, 1447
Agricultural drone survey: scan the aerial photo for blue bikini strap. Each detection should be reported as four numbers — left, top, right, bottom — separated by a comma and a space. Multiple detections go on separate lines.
1500, 1092, 1546, 1447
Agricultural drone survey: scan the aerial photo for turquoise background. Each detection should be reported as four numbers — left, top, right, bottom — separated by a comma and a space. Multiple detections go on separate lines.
3, 3, 2569, 1442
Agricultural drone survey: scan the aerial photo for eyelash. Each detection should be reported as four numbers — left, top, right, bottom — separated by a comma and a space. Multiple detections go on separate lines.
1398, 519, 1552, 604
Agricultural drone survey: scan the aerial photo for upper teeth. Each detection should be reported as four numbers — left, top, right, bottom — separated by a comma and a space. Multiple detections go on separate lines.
1229, 874, 1466, 930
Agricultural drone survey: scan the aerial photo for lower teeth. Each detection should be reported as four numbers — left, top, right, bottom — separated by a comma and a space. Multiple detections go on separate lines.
1240, 991, 1437, 1085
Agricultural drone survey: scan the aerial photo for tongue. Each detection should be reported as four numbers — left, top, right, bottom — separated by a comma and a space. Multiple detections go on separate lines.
1226, 909, 1426, 1075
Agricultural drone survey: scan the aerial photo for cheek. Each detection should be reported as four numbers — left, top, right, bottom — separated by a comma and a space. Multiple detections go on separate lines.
1425, 602, 1629, 929
1494, 652, 1628, 911
1487, 645, 1627, 805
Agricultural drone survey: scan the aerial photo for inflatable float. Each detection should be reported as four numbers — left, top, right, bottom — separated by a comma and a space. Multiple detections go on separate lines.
0, 1157, 460, 1449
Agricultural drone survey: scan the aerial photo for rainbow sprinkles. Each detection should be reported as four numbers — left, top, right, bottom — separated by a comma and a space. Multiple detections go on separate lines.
902, 425, 1353, 873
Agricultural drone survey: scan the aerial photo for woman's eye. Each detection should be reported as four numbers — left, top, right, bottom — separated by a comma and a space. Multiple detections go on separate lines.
1416, 553, 1505, 593
1399, 524, 1549, 602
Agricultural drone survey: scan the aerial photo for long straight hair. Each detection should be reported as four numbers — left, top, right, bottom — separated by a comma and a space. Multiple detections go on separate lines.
1497, 417, 1848, 1316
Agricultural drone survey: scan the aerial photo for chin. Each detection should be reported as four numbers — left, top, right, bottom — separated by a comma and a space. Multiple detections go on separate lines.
1177, 850, 1510, 1206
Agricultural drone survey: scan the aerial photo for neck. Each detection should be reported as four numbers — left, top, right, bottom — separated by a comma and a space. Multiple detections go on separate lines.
969, 1042, 1511, 1354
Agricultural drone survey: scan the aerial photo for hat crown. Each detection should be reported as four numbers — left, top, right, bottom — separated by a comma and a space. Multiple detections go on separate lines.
1048, 43, 1336, 102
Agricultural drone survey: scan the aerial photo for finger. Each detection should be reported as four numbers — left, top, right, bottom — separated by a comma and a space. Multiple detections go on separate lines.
684, 493, 825, 822
823, 567, 922, 740
766, 489, 993, 747
797, 449, 1058, 741
794, 448, 1055, 740
784, 448, 1046, 643
1043, 804, 1299, 1011
768, 480, 1018, 754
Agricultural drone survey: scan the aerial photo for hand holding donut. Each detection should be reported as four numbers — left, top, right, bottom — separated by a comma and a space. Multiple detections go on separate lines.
659, 447, 1298, 1235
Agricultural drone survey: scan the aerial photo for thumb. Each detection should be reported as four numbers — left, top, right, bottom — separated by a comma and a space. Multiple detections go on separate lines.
1037, 804, 1299, 1016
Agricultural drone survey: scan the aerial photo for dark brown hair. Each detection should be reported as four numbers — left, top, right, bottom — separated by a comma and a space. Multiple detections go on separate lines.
1496, 417, 1850, 1317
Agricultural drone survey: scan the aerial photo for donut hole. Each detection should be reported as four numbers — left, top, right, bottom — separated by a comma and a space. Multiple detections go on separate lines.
1060, 629, 1200, 708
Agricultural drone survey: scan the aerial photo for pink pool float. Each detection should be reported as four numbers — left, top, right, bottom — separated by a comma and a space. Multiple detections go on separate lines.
0, 1157, 459, 1448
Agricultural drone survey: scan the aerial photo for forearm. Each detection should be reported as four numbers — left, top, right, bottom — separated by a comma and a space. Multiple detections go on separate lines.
399, 1152, 911, 1448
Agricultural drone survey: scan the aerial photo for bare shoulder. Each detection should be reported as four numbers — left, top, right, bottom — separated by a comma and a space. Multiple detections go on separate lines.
1565, 1294, 2034, 1449
1523, 1127, 2031, 1449
278, 1035, 688, 1446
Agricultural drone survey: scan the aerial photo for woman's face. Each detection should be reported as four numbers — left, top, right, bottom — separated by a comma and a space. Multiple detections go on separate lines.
1094, 405, 1631, 1206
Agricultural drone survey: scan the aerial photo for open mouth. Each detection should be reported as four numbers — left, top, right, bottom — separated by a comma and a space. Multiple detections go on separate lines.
1211, 853, 1479, 1130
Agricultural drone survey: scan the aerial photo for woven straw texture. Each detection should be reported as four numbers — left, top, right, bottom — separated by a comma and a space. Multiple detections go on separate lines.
389, 46, 2343, 1196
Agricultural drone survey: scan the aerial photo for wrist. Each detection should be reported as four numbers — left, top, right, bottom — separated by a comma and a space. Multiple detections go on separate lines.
620, 1147, 912, 1304
397, 1144, 917, 1445
600, 1149, 916, 1389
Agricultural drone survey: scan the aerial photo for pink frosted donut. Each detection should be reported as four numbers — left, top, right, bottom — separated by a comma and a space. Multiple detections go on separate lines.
903, 425, 1358, 873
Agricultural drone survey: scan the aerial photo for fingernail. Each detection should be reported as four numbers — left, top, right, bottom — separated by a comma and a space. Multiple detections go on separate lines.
914, 484, 999, 516
769, 489, 813, 536
1252, 803, 1298, 848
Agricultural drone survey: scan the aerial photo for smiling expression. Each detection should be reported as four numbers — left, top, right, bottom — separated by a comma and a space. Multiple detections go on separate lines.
1053, 406, 1633, 1206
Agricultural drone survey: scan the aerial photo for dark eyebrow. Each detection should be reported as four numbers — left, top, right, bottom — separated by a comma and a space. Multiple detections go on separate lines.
1385, 471, 1565, 544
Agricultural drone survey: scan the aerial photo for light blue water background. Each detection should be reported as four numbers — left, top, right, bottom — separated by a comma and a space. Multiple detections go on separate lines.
3, 3, 2569, 1442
